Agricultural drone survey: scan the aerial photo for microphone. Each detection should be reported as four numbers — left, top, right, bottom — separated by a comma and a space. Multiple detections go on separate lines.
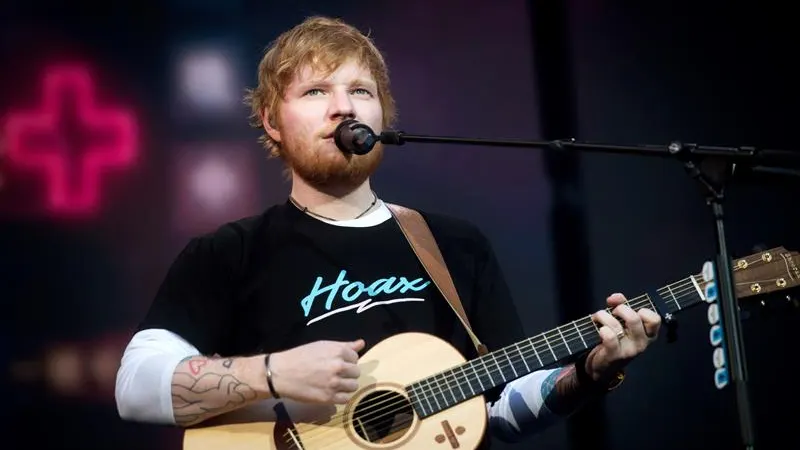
334, 119, 379, 155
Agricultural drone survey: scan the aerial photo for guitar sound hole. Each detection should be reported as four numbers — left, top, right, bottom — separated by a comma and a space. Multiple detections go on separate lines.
352, 390, 414, 444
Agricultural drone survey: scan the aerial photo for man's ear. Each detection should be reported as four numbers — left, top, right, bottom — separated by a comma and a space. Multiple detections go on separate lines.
263, 110, 281, 142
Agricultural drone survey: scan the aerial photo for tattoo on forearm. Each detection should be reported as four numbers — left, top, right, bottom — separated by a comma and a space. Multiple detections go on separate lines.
555, 366, 579, 395
188, 359, 207, 375
171, 357, 259, 426
542, 366, 586, 415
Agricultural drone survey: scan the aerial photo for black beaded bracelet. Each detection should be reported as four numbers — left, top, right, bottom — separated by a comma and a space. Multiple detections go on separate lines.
264, 353, 280, 399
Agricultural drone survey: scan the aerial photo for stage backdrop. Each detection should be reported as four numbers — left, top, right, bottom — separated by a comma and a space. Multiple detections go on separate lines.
3, 2, 797, 450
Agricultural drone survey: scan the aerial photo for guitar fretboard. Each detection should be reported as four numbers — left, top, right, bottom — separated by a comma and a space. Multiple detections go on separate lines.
405, 274, 709, 418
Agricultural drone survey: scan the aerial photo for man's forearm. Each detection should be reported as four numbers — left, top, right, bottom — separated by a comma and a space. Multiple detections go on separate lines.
543, 363, 608, 416
488, 361, 615, 442
171, 354, 271, 427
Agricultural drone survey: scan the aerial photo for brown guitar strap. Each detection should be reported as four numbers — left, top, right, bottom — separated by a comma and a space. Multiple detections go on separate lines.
386, 203, 489, 356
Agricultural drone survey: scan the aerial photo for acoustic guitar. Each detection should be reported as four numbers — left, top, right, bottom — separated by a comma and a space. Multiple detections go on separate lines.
183, 246, 799, 450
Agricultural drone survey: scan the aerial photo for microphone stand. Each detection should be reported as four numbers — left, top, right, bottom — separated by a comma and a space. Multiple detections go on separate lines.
377, 130, 800, 450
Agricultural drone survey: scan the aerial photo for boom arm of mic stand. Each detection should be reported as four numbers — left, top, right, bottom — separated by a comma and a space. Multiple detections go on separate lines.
379, 131, 800, 172
379, 129, 800, 450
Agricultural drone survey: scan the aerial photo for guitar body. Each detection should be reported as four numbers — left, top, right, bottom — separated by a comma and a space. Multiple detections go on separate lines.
183, 332, 488, 450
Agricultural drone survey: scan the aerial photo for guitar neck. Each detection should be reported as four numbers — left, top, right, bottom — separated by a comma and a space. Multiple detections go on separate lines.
406, 273, 709, 418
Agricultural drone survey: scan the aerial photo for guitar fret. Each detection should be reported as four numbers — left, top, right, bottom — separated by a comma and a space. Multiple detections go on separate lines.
443, 373, 456, 406
481, 356, 495, 385
449, 374, 460, 404
408, 384, 428, 417
557, 326, 572, 355
421, 381, 434, 415
531, 339, 543, 366
644, 294, 657, 311
433, 374, 446, 407
471, 360, 485, 391
504, 347, 518, 378
462, 366, 475, 396
643, 291, 652, 311
406, 385, 417, 414
453, 368, 466, 401
665, 284, 679, 308
492, 352, 506, 382
573, 320, 587, 349
439, 373, 456, 407
515, 342, 531, 372
543, 333, 557, 361
431, 376, 443, 411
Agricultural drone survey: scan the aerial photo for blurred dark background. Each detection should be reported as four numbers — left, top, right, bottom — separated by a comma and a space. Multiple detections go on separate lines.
2, 1, 798, 449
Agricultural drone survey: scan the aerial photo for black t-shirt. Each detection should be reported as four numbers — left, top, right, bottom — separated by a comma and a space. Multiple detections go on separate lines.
139, 201, 527, 446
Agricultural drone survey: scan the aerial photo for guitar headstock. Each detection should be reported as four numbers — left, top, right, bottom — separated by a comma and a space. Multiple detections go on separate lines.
733, 246, 800, 302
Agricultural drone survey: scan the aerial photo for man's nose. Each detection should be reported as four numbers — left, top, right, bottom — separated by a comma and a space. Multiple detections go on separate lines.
328, 90, 355, 120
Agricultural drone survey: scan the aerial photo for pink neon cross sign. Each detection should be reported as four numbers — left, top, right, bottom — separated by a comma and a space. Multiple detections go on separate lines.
4, 65, 138, 215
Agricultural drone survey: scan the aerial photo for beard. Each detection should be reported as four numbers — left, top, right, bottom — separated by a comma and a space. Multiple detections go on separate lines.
281, 133, 384, 192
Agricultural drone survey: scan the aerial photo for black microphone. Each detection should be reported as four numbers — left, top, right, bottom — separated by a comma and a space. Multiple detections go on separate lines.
334, 119, 379, 155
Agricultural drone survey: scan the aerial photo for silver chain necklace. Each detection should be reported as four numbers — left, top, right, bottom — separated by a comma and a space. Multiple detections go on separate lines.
289, 191, 378, 222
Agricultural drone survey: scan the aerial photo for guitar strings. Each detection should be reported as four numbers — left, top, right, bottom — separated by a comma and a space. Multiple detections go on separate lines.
280, 275, 704, 447
400, 268, 737, 410
280, 270, 725, 447
294, 283, 687, 441
282, 280, 701, 448
279, 293, 668, 448
324, 250, 767, 437
286, 254, 772, 449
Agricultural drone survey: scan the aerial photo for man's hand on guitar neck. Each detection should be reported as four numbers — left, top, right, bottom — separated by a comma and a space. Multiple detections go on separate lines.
511, 293, 662, 422
584, 293, 662, 383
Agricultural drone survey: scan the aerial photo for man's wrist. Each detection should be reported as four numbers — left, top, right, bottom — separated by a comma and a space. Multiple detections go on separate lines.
574, 353, 625, 393
234, 354, 276, 399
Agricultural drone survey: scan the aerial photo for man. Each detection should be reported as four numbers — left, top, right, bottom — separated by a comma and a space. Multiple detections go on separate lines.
115, 15, 661, 448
